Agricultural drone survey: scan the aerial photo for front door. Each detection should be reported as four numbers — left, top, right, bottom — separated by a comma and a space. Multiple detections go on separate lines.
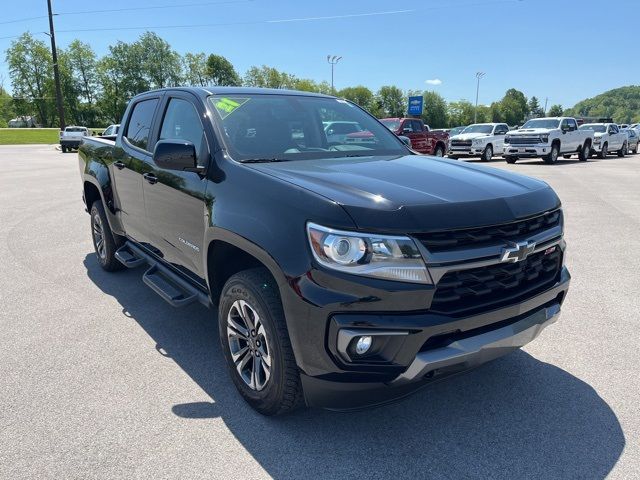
143, 94, 210, 279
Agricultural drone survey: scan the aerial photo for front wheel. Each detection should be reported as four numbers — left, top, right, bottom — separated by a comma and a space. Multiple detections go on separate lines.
543, 144, 559, 164
598, 143, 608, 159
481, 145, 493, 162
448, 155, 459, 160
578, 142, 591, 162
505, 156, 518, 164
618, 142, 627, 157
433, 145, 444, 157
90, 201, 124, 271
219, 268, 303, 416
61, 145, 67, 153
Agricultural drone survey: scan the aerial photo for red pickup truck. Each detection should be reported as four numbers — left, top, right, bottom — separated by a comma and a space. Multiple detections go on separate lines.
380, 118, 449, 156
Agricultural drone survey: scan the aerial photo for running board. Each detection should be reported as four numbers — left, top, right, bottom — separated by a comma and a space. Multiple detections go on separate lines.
117, 241, 211, 308
115, 244, 146, 268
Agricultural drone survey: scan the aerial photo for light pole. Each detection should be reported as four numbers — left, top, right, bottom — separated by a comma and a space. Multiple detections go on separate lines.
474, 71, 485, 123
46, 0, 65, 130
327, 55, 342, 93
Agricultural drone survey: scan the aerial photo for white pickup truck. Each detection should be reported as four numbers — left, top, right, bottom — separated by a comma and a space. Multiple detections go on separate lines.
59, 126, 90, 153
448, 122, 510, 161
578, 123, 628, 158
502, 117, 594, 164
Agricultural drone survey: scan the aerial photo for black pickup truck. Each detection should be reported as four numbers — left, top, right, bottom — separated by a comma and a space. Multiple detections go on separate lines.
78, 87, 570, 415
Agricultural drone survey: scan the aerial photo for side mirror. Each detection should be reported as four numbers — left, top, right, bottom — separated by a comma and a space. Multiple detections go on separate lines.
153, 140, 198, 171
398, 135, 412, 147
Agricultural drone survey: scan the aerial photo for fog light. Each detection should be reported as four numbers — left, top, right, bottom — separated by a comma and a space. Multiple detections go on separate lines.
355, 336, 372, 355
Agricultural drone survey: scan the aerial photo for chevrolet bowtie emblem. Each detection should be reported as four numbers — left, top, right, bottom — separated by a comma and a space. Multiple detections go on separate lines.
500, 241, 536, 263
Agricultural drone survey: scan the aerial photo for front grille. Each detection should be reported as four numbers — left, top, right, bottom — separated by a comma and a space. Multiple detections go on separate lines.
430, 247, 562, 316
506, 136, 542, 145
414, 209, 561, 252
451, 139, 472, 147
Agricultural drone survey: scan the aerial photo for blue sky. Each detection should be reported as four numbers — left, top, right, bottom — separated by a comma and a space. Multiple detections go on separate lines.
0, 0, 637, 108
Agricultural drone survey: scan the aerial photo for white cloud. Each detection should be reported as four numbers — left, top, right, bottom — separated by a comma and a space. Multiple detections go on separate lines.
425, 79, 443, 86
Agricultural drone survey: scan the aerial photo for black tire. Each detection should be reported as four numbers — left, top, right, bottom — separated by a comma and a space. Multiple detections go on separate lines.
433, 145, 444, 157
61, 146, 67, 153
543, 144, 560, 164
90, 200, 125, 272
578, 141, 591, 162
218, 268, 303, 416
505, 156, 518, 164
598, 143, 608, 159
481, 144, 493, 162
448, 155, 459, 160
617, 142, 627, 157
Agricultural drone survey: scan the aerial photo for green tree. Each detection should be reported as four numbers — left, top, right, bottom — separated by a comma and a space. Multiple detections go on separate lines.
137, 32, 182, 88
183, 52, 208, 87
0, 82, 15, 127
5, 32, 54, 126
292, 78, 332, 94
528, 96, 544, 118
564, 86, 640, 123
548, 104, 564, 117
243, 65, 296, 89
420, 90, 448, 128
376, 85, 405, 118
447, 100, 475, 127
205, 54, 241, 86
499, 88, 528, 126
338, 85, 375, 112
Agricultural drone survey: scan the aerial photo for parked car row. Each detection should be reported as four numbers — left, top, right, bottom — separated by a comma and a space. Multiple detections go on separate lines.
59, 124, 121, 152
445, 117, 638, 165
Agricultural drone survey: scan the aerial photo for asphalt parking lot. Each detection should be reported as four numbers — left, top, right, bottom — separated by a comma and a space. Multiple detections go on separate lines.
1, 144, 639, 479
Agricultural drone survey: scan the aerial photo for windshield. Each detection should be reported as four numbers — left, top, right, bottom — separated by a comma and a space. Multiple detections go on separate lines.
450, 127, 465, 136
579, 124, 606, 133
66, 127, 86, 133
209, 95, 406, 161
379, 119, 401, 131
461, 124, 493, 134
522, 119, 560, 129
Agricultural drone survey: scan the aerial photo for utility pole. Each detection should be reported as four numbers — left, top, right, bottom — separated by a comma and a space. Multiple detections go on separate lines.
543, 97, 549, 116
474, 72, 485, 123
46, 0, 65, 130
327, 55, 342, 93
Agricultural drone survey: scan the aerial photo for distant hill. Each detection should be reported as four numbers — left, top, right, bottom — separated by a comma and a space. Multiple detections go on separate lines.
565, 86, 640, 123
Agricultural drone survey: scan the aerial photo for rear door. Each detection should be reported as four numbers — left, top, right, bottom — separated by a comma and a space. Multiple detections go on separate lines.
143, 92, 211, 279
112, 95, 162, 244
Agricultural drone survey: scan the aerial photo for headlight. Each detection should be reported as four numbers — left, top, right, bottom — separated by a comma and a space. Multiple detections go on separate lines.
504, 136, 512, 144
306, 223, 431, 284
472, 139, 482, 146
593, 137, 601, 144
540, 135, 549, 143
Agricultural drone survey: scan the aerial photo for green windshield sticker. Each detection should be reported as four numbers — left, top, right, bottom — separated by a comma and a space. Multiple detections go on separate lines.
214, 97, 250, 119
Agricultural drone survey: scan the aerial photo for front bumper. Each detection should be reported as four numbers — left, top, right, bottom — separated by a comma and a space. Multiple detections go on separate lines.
300, 267, 570, 410
591, 142, 604, 152
502, 144, 550, 157
449, 146, 484, 156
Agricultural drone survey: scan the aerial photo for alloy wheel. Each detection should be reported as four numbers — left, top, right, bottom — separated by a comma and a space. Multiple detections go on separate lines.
227, 299, 272, 391
92, 214, 106, 260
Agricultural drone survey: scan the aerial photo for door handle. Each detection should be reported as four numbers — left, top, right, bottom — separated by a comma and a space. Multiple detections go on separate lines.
143, 173, 158, 184
114, 161, 125, 170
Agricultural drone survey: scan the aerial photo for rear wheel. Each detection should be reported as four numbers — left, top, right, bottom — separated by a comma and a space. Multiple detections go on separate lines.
578, 141, 591, 162
543, 144, 559, 164
505, 156, 518, 164
219, 268, 303, 416
598, 143, 608, 159
90, 200, 125, 272
617, 142, 627, 157
61, 146, 67, 153
481, 144, 493, 162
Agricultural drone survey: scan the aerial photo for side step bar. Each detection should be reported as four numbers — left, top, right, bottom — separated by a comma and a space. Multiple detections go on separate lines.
115, 242, 210, 308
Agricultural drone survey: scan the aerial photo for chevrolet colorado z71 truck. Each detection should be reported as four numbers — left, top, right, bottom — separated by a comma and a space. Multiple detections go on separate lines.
578, 123, 629, 158
78, 87, 570, 415
503, 117, 593, 164
379, 117, 449, 156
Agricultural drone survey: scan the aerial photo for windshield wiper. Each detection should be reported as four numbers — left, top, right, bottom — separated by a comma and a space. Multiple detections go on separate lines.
238, 158, 289, 163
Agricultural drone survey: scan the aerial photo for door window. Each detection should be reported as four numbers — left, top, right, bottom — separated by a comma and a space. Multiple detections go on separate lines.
159, 98, 209, 167
567, 119, 577, 131
411, 120, 424, 132
124, 98, 159, 151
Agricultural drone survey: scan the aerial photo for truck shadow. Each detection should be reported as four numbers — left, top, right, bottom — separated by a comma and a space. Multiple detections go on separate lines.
83, 254, 624, 480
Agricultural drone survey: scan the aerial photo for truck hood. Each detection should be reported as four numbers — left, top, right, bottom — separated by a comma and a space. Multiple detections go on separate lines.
247, 155, 560, 232
451, 132, 491, 141
510, 128, 555, 135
